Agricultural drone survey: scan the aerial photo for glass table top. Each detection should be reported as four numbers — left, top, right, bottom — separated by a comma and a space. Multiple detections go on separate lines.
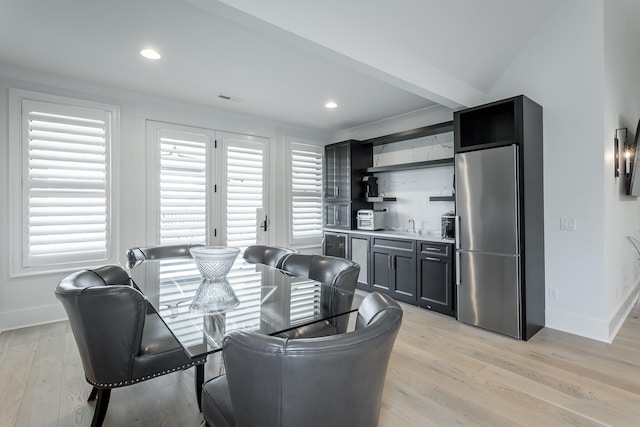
129, 259, 363, 358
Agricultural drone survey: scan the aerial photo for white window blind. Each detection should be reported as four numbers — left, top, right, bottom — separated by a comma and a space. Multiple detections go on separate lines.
223, 139, 268, 333
290, 279, 322, 324
22, 99, 111, 267
158, 130, 208, 244
290, 143, 323, 242
226, 144, 265, 249
154, 127, 210, 348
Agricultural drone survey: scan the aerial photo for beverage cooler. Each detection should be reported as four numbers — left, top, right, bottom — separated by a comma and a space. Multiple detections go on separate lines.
323, 231, 348, 258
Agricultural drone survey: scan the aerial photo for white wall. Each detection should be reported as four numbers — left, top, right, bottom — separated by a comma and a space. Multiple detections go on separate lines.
602, 0, 640, 336
0, 65, 329, 332
488, 0, 640, 341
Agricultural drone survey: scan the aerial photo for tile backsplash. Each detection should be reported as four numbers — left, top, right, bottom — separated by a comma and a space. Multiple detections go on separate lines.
372, 132, 455, 234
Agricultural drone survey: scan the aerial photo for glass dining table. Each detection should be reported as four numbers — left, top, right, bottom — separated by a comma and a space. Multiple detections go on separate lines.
128, 257, 364, 401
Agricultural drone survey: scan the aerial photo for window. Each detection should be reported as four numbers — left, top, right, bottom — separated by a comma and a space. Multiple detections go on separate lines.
148, 123, 270, 345
224, 140, 266, 249
9, 90, 118, 276
289, 142, 323, 244
157, 128, 208, 244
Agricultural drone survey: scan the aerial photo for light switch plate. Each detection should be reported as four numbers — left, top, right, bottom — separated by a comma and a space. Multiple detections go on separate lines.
560, 218, 576, 231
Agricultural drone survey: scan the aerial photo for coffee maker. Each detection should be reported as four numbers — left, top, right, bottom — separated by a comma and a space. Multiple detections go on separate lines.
441, 211, 456, 239
362, 175, 379, 198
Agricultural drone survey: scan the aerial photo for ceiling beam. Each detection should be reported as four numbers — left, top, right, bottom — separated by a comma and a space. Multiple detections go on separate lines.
182, 0, 487, 109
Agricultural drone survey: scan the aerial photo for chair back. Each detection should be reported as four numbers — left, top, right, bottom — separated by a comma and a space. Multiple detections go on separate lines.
222, 292, 402, 427
242, 245, 296, 268
280, 254, 360, 333
280, 254, 359, 291
55, 266, 147, 385
126, 243, 204, 268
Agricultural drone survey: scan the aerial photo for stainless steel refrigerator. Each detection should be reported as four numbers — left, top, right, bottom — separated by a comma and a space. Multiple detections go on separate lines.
455, 145, 522, 338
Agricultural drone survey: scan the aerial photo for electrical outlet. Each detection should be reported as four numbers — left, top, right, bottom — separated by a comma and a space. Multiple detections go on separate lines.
548, 288, 559, 300
560, 218, 577, 231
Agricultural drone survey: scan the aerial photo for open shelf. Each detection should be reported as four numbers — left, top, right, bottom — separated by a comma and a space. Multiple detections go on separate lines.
366, 196, 397, 202
366, 158, 454, 173
364, 121, 454, 146
429, 196, 455, 202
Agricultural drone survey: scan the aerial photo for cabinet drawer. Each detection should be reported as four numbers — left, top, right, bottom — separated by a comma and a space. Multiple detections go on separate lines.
419, 242, 451, 258
372, 237, 415, 252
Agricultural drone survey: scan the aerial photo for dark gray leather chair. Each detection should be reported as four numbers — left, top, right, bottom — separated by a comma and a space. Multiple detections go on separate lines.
279, 254, 360, 338
126, 242, 204, 268
242, 245, 296, 268
55, 265, 206, 427
201, 292, 402, 427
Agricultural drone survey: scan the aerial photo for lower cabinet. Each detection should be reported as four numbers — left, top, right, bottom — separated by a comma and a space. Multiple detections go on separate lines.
371, 238, 417, 304
329, 231, 456, 316
417, 242, 455, 316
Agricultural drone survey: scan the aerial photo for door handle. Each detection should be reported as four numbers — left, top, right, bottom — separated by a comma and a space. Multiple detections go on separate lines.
424, 256, 441, 262
455, 251, 461, 286
260, 216, 268, 231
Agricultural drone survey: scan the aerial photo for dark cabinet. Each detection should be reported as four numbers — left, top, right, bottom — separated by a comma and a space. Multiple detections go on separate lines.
323, 141, 372, 229
323, 231, 348, 258
417, 242, 455, 316
371, 237, 417, 304
324, 143, 350, 201
323, 203, 351, 229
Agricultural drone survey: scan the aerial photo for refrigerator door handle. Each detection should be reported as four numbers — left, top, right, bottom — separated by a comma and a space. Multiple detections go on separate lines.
455, 250, 461, 286
454, 215, 461, 286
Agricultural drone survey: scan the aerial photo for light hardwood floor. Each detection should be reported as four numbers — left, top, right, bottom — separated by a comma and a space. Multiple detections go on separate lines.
2, 301, 640, 426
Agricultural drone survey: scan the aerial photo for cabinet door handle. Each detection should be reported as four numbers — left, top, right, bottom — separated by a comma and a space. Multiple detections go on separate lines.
424, 247, 440, 251
424, 256, 441, 262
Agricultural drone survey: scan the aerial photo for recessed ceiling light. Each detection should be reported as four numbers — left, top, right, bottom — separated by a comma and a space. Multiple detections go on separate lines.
140, 48, 161, 60
325, 101, 338, 109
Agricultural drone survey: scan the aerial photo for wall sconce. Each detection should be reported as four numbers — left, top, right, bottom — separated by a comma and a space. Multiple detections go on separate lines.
615, 128, 628, 178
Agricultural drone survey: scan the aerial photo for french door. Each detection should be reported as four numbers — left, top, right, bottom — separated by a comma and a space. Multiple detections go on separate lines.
146, 122, 269, 248
145, 122, 270, 343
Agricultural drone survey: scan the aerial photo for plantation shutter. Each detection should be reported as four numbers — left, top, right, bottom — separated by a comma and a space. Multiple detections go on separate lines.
225, 143, 265, 248
22, 99, 111, 266
158, 129, 208, 244
290, 143, 323, 242
222, 135, 269, 332
155, 127, 210, 348
290, 279, 322, 323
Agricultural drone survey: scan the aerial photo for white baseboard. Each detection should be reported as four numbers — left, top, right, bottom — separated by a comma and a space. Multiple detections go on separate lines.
545, 283, 640, 344
545, 307, 611, 343
608, 283, 640, 341
0, 303, 67, 333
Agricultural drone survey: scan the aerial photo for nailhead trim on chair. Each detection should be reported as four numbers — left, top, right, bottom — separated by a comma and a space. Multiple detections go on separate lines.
87, 358, 206, 388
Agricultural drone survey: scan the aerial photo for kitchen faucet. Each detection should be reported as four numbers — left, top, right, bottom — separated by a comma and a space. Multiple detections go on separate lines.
408, 219, 415, 233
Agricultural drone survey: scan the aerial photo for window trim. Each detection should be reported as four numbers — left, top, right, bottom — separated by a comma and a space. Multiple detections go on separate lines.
8, 89, 120, 277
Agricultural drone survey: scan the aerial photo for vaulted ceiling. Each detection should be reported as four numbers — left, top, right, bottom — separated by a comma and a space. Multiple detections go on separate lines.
0, 0, 560, 131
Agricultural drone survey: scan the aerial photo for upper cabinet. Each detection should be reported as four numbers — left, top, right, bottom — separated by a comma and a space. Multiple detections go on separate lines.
323, 121, 455, 230
323, 140, 372, 229
454, 95, 541, 153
